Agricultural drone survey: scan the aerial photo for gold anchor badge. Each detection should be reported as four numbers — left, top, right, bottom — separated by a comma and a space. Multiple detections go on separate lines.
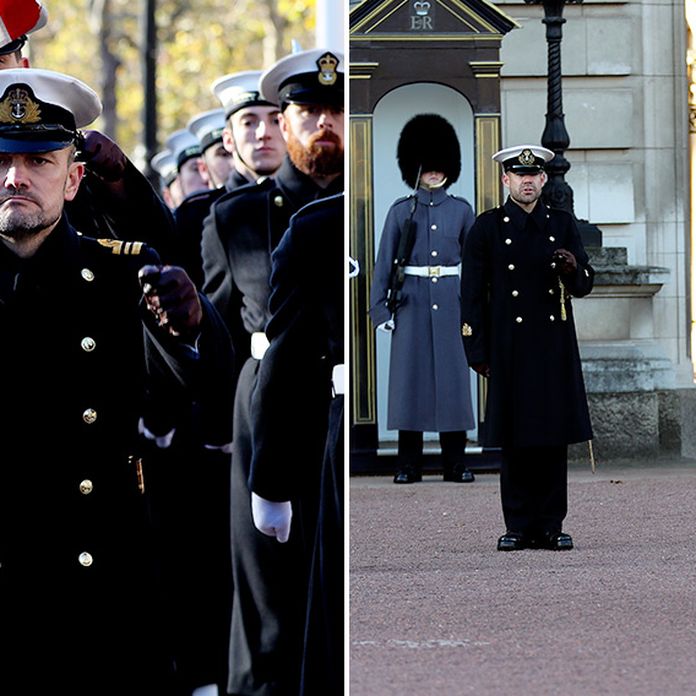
0, 87, 42, 124
316, 52, 338, 86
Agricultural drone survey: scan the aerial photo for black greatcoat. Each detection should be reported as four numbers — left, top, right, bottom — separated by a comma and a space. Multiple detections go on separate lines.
172, 170, 251, 289
201, 156, 343, 696
249, 193, 344, 696
0, 216, 233, 695
67, 159, 179, 263
460, 198, 594, 448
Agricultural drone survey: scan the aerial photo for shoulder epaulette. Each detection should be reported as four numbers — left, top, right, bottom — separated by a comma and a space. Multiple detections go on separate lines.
96, 239, 145, 255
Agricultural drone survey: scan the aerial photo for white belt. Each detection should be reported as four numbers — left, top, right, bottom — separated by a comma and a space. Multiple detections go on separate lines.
251, 331, 270, 360
403, 263, 461, 278
332, 364, 345, 397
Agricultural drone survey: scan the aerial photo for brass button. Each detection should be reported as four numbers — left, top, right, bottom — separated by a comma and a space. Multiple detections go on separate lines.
549, 236, 555, 242
431, 224, 437, 231
515, 316, 523, 323
508, 264, 515, 271
78, 552, 93, 567
505, 238, 512, 245
81, 268, 95, 282
431, 250, 438, 257
550, 315, 556, 322
273, 195, 284, 207
431, 277, 438, 284
432, 304, 439, 310
512, 290, 519, 297
79, 479, 94, 495
549, 288, 555, 295
503, 216, 510, 223
82, 408, 97, 424
81, 337, 96, 352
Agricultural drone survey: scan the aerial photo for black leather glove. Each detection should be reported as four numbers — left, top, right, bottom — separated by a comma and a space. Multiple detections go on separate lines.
80, 130, 128, 182
551, 248, 577, 275
139, 265, 202, 341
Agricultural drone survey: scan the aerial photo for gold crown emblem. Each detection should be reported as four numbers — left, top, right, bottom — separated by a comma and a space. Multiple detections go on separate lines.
0, 87, 42, 125
316, 52, 338, 86
518, 149, 536, 166
414, 1, 431, 15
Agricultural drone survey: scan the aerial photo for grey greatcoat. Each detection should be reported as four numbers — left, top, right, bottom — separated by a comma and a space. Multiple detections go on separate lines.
369, 187, 475, 432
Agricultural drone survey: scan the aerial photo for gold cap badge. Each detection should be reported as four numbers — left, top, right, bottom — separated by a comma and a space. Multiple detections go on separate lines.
518, 149, 535, 166
0, 87, 42, 125
316, 52, 338, 86
461, 323, 473, 337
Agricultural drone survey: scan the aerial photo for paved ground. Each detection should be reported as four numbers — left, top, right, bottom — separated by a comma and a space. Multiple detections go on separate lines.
349, 456, 696, 695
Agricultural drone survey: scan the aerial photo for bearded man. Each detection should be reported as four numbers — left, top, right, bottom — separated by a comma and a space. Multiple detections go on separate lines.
199, 48, 344, 696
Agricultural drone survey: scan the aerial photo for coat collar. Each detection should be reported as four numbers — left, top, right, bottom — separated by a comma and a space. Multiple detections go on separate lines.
415, 186, 449, 206
274, 156, 344, 208
503, 196, 549, 231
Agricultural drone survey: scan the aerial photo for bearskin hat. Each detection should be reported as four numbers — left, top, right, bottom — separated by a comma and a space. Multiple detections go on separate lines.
396, 113, 461, 189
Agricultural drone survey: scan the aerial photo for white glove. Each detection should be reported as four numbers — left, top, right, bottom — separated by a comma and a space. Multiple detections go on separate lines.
138, 418, 175, 449
192, 685, 218, 696
251, 492, 292, 543
377, 318, 395, 332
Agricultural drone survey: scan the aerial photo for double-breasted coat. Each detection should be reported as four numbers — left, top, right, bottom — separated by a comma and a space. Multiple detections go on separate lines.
460, 197, 594, 448
201, 156, 343, 696
250, 193, 344, 696
369, 186, 476, 432
0, 215, 234, 694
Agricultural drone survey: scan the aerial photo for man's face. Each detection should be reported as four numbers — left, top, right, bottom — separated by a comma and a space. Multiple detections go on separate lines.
279, 103, 344, 178
502, 170, 547, 207
225, 106, 285, 177
420, 171, 446, 189
178, 157, 208, 198
200, 143, 233, 189
0, 52, 29, 70
0, 147, 83, 244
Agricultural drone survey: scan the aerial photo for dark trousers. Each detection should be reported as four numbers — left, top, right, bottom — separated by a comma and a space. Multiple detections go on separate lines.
397, 430, 467, 469
500, 445, 568, 536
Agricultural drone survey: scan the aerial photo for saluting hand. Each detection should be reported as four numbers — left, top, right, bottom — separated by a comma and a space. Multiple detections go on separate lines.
139, 265, 203, 341
551, 248, 577, 275
80, 130, 128, 182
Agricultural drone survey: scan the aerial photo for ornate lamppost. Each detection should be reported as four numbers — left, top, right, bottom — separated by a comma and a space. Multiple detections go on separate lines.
524, 0, 602, 246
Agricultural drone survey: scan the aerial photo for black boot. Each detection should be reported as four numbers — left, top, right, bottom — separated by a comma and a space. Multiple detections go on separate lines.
440, 431, 474, 482
394, 431, 423, 484
442, 462, 475, 483
393, 465, 422, 484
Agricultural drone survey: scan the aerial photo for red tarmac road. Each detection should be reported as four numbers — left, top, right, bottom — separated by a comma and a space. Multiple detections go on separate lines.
349, 458, 696, 695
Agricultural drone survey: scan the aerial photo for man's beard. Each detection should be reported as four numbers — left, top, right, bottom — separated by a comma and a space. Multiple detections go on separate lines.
0, 198, 59, 243
286, 128, 343, 178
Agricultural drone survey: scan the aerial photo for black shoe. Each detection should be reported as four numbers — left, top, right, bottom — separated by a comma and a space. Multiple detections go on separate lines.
393, 468, 422, 484
443, 465, 475, 483
497, 531, 528, 551
537, 531, 574, 551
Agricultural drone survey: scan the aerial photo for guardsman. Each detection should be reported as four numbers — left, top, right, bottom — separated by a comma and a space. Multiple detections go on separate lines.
201, 47, 344, 696
460, 144, 594, 552
369, 113, 477, 485
211, 69, 286, 189
250, 192, 345, 696
0, 67, 234, 694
